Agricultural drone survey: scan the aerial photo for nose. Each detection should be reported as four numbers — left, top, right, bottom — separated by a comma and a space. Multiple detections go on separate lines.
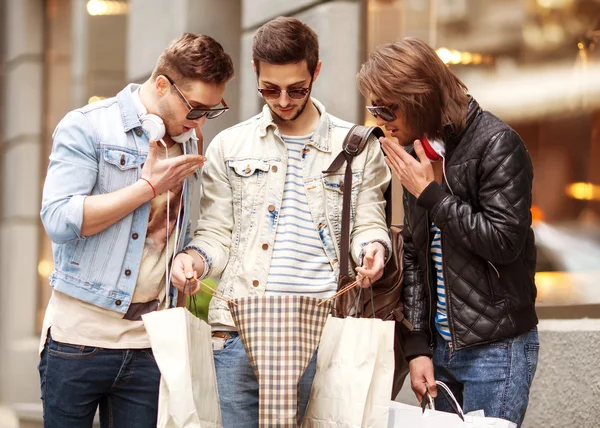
279, 91, 291, 108
194, 116, 207, 127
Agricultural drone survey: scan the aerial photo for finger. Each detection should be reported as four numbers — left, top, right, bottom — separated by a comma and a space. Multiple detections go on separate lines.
413, 140, 432, 166
384, 156, 403, 179
425, 376, 437, 398
147, 140, 158, 161
381, 137, 415, 164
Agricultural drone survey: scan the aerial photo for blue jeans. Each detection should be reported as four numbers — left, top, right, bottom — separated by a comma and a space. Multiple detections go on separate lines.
213, 332, 317, 428
38, 332, 160, 428
432, 327, 539, 427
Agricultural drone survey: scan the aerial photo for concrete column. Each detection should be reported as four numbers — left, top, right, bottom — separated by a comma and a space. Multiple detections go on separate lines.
127, 0, 241, 146
0, 0, 45, 404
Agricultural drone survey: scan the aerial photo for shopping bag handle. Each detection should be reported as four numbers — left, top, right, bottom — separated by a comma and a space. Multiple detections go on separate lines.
421, 381, 465, 421
183, 279, 199, 314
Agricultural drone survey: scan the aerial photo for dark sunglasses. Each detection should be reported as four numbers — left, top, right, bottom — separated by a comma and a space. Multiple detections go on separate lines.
163, 75, 229, 120
366, 104, 399, 122
257, 87, 311, 100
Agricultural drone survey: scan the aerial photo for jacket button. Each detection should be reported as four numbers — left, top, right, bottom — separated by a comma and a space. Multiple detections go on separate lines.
268, 205, 275, 212
120, 155, 126, 166
125, 269, 131, 276
252, 280, 259, 287
135, 128, 143, 137
271, 165, 278, 173
115, 299, 122, 306
262, 243, 269, 250
132, 233, 139, 239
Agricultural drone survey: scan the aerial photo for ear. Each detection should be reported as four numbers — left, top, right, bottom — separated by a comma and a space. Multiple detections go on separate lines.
155, 75, 169, 97
312, 60, 323, 83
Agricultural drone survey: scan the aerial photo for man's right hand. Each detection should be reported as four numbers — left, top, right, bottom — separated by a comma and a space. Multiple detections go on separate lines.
409, 355, 437, 403
171, 251, 205, 295
141, 140, 206, 196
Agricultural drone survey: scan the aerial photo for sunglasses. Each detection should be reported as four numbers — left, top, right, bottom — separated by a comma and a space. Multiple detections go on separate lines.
257, 87, 311, 100
163, 75, 229, 120
366, 104, 399, 122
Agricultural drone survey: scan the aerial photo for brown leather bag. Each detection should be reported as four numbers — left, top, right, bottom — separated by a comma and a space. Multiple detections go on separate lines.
323, 125, 412, 398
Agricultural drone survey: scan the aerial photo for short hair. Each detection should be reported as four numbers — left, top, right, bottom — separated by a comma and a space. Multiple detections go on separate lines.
151, 33, 234, 86
357, 38, 469, 139
252, 17, 319, 75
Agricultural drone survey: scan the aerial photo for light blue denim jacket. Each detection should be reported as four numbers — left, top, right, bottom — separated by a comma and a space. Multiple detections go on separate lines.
40, 84, 200, 314
187, 99, 392, 328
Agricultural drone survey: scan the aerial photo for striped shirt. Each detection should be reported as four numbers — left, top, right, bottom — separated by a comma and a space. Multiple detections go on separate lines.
266, 134, 337, 298
431, 222, 451, 341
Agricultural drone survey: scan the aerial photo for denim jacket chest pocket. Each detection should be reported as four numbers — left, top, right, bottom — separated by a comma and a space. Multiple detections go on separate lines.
98, 148, 142, 193
227, 159, 271, 210
322, 171, 363, 231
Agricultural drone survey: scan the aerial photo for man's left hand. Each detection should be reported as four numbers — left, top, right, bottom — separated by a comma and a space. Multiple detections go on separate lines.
356, 242, 386, 288
381, 137, 435, 198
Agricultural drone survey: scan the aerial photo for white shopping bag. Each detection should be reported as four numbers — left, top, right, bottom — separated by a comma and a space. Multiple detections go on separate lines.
142, 307, 222, 428
302, 315, 395, 428
387, 381, 516, 428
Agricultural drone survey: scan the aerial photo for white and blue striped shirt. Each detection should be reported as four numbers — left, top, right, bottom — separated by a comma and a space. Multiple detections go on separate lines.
266, 134, 337, 298
431, 223, 451, 341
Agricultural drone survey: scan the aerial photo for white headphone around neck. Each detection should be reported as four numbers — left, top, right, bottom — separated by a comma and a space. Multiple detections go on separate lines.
140, 113, 166, 142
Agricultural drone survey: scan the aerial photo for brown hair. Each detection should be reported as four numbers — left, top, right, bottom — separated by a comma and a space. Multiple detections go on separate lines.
252, 17, 319, 75
357, 38, 469, 139
152, 33, 234, 86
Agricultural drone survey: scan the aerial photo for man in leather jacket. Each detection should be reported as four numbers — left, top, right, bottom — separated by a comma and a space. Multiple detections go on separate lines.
357, 38, 538, 427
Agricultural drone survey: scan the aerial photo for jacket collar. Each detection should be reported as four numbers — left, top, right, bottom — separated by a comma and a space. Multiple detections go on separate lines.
117, 84, 144, 133
258, 97, 332, 153
445, 95, 481, 152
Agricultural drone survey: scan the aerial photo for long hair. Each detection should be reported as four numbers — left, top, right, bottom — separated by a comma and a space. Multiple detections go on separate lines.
357, 38, 469, 139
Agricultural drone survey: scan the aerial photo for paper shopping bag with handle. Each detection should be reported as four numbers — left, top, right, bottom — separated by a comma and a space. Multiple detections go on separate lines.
142, 292, 222, 428
302, 313, 395, 428
387, 381, 517, 428
229, 295, 332, 427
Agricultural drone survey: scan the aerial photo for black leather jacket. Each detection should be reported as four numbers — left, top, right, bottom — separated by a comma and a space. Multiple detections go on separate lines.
402, 98, 538, 358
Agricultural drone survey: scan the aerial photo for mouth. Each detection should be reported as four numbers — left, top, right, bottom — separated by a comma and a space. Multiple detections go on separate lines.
278, 106, 294, 113
386, 127, 398, 137
183, 126, 193, 132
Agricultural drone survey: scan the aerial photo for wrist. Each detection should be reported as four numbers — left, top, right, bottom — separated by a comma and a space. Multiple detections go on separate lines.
138, 177, 156, 200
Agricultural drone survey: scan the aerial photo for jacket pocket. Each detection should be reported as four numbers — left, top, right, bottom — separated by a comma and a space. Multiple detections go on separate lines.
227, 159, 271, 209
98, 149, 140, 193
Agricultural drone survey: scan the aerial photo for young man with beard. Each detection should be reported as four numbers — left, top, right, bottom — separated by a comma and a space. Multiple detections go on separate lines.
39, 33, 234, 427
171, 17, 391, 426
357, 38, 538, 427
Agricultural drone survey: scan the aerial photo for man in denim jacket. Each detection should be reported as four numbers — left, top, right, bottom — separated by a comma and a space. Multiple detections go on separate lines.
38, 34, 234, 428
171, 18, 392, 426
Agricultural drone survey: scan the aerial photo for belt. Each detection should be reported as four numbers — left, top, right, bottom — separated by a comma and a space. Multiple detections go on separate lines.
212, 331, 233, 340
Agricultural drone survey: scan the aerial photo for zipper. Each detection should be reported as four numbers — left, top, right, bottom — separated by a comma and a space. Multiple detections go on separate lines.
425, 214, 435, 350
488, 261, 500, 278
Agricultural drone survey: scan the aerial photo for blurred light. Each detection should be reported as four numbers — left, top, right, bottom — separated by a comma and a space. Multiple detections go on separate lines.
565, 182, 600, 201
87, 0, 128, 16
436, 48, 490, 66
88, 95, 106, 104
436, 48, 452, 65
531, 205, 545, 224
450, 50, 462, 65
461, 52, 473, 65
536, 0, 574, 9
38, 260, 54, 278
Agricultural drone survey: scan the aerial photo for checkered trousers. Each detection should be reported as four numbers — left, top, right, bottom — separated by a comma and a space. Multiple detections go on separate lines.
229, 295, 332, 427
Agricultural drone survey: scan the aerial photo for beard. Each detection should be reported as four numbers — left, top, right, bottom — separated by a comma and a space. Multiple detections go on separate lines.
268, 94, 311, 122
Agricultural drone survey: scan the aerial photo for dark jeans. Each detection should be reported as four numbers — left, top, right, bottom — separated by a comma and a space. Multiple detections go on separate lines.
433, 327, 539, 427
38, 333, 160, 428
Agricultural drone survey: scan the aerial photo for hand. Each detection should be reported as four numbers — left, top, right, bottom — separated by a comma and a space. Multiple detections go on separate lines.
171, 251, 205, 295
380, 137, 435, 198
409, 356, 437, 403
356, 242, 386, 288
141, 140, 206, 196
